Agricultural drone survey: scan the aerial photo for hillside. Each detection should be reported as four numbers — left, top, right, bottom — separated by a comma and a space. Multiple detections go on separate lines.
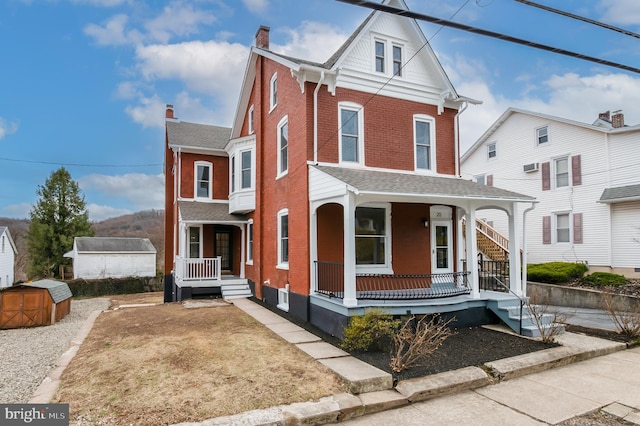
0, 210, 165, 281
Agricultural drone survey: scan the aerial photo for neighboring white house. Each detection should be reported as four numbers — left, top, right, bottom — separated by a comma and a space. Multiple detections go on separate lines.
461, 108, 640, 278
64, 237, 157, 279
0, 226, 17, 287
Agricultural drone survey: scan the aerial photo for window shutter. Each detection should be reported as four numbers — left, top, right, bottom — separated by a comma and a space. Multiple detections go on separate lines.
486, 175, 493, 186
542, 216, 551, 244
573, 213, 583, 244
541, 162, 550, 191
572, 155, 582, 186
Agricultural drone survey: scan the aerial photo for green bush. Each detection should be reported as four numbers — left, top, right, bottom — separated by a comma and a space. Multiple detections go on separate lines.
527, 262, 588, 284
341, 308, 401, 352
66, 277, 162, 298
581, 272, 629, 287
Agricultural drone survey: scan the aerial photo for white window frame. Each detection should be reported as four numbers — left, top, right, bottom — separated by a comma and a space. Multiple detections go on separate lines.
536, 126, 549, 146
277, 209, 289, 270
374, 39, 385, 73
355, 203, 393, 274
338, 102, 364, 165
474, 174, 487, 185
553, 155, 571, 189
414, 114, 436, 172
487, 142, 497, 159
230, 155, 236, 193
277, 115, 288, 178
277, 284, 290, 312
270, 72, 278, 112
248, 105, 254, 134
194, 161, 212, 199
187, 225, 203, 259
246, 219, 254, 265
240, 149, 252, 189
372, 37, 404, 78
554, 212, 571, 244
1, 235, 4, 253
392, 43, 403, 77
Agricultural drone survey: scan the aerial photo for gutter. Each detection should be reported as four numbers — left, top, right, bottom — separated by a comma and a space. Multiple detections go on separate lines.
313, 71, 325, 163
454, 100, 468, 177
521, 202, 537, 296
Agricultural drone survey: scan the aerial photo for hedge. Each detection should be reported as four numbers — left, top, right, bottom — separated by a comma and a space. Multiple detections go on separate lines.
527, 262, 588, 284
65, 276, 163, 298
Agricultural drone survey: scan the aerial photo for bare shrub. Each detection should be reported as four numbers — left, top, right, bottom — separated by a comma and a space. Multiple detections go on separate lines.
602, 291, 640, 338
526, 299, 569, 343
390, 315, 454, 373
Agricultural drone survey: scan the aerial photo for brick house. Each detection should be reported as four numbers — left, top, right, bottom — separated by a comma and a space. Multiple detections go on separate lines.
164, 0, 537, 336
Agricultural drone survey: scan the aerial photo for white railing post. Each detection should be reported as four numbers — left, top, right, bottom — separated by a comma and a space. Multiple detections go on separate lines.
216, 256, 222, 281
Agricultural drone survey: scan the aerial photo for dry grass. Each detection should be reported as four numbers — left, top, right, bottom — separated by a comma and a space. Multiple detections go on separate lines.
53, 297, 347, 425
107, 291, 164, 308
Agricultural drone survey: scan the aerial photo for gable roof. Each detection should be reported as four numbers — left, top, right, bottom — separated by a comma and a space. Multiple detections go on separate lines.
312, 165, 535, 202
24, 280, 72, 303
0, 226, 17, 255
167, 120, 231, 152
231, 0, 477, 139
74, 237, 156, 253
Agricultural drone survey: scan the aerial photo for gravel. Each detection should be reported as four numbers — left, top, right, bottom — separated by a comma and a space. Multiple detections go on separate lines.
0, 297, 111, 403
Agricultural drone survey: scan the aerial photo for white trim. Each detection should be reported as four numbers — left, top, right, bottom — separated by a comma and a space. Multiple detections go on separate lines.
371, 34, 405, 78
553, 211, 572, 244
194, 161, 213, 199
276, 115, 289, 178
240, 149, 253, 189
487, 142, 497, 159
355, 202, 392, 274
536, 125, 549, 146
338, 102, 364, 165
186, 225, 203, 259
277, 208, 289, 269
248, 105, 254, 134
413, 114, 436, 173
277, 284, 290, 312
230, 154, 236, 193
552, 154, 571, 190
246, 219, 254, 265
269, 72, 278, 112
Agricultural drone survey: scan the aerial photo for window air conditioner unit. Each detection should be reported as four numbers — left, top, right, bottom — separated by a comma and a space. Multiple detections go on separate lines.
523, 162, 540, 173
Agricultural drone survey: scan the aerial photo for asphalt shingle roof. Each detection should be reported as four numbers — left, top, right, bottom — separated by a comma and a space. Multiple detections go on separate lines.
599, 183, 640, 203
313, 165, 535, 201
167, 120, 231, 151
26, 280, 73, 303
75, 237, 156, 253
179, 201, 247, 222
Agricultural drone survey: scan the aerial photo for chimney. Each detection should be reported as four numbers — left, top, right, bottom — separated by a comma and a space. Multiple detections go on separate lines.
598, 110, 610, 121
612, 110, 624, 128
166, 104, 175, 119
255, 25, 270, 50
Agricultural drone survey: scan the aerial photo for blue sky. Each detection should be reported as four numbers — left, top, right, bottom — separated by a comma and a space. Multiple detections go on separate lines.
1, 0, 639, 221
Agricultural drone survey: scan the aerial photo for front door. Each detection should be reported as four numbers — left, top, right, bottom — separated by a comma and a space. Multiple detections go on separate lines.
431, 220, 453, 274
215, 229, 233, 272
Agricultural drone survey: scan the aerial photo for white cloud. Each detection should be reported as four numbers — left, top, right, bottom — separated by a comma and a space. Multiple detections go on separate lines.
144, 3, 216, 44
271, 21, 349, 63
599, 0, 640, 26
243, 0, 269, 15
78, 173, 164, 211
69, 0, 129, 6
0, 117, 19, 140
86, 204, 133, 221
84, 14, 143, 46
124, 94, 166, 128
1, 203, 32, 219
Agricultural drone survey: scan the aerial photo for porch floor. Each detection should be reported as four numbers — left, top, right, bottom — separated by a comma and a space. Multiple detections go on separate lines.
176, 274, 247, 288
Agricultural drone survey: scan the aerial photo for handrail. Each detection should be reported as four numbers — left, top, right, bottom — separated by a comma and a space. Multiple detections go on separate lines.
491, 275, 525, 336
475, 219, 510, 252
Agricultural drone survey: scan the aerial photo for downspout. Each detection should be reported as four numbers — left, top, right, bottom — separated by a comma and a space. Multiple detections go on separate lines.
521, 202, 537, 297
454, 101, 468, 177
313, 71, 325, 163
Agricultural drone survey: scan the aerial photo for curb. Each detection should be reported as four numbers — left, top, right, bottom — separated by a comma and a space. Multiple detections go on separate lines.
29, 309, 104, 404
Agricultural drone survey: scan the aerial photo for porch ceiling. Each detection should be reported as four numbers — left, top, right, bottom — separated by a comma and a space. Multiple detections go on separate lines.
310, 165, 535, 204
178, 200, 247, 223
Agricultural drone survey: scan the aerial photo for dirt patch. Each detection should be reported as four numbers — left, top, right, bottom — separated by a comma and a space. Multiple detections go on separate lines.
53, 301, 346, 425
108, 291, 164, 309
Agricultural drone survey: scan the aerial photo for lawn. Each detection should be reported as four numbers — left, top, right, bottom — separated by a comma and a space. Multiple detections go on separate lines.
53, 295, 347, 425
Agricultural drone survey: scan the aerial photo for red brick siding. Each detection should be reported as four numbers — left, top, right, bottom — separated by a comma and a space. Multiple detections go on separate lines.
163, 137, 176, 274
179, 153, 229, 200
391, 203, 431, 274
317, 203, 344, 263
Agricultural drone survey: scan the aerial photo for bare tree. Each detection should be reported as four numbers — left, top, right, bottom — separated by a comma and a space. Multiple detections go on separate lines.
390, 315, 454, 373
602, 291, 640, 338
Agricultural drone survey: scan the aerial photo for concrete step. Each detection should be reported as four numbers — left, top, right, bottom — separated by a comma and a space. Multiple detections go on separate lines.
487, 299, 565, 338
221, 283, 252, 300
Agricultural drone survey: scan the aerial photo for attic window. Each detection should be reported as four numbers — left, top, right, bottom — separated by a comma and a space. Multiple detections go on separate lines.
270, 73, 278, 111
375, 41, 385, 73
393, 45, 402, 76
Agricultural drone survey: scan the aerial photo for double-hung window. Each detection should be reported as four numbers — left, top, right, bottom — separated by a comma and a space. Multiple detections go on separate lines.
188, 226, 201, 258
392, 45, 402, 76
277, 209, 289, 268
375, 41, 385, 73
555, 213, 570, 243
414, 115, 435, 171
487, 142, 496, 159
339, 103, 363, 164
537, 126, 549, 145
270, 73, 278, 111
241, 150, 252, 189
277, 116, 288, 176
194, 161, 212, 198
247, 220, 254, 263
230, 156, 236, 193
555, 156, 569, 188
355, 206, 389, 267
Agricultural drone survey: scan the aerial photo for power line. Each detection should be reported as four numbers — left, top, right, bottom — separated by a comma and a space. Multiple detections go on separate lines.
335, 0, 640, 74
513, 0, 640, 39
0, 156, 162, 168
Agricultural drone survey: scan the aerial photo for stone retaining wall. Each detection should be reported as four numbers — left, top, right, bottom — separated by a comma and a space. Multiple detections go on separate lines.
527, 282, 640, 312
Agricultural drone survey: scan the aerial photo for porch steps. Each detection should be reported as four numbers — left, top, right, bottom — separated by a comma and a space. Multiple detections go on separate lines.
221, 282, 253, 300
487, 299, 565, 338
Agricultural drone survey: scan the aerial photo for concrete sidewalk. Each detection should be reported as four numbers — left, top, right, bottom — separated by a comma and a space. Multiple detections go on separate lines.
173, 298, 632, 426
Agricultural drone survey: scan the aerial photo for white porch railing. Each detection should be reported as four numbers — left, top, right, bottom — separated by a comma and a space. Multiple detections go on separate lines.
175, 256, 222, 281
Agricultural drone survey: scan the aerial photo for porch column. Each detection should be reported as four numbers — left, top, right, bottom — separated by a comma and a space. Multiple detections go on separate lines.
309, 205, 318, 294
464, 206, 480, 298
239, 224, 246, 278
456, 207, 465, 272
178, 222, 187, 258
343, 193, 357, 307
507, 204, 522, 296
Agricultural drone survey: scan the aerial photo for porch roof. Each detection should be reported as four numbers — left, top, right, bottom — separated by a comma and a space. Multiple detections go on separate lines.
167, 121, 231, 151
312, 165, 535, 203
178, 201, 247, 223
599, 183, 640, 203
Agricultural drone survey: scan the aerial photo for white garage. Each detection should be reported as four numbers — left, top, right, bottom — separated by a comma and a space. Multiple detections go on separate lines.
65, 237, 157, 279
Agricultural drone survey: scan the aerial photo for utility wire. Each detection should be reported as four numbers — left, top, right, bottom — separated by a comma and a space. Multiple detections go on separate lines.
514, 0, 640, 39
335, 0, 640, 74
0, 156, 162, 168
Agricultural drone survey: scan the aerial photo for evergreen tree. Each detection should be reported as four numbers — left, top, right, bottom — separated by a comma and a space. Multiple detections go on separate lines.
28, 167, 94, 278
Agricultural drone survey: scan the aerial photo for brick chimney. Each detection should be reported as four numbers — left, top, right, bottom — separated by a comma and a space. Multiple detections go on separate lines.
598, 110, 610, 121
166, 104, 175, 119
255, 25, 270, 50
612, 110, 624, 128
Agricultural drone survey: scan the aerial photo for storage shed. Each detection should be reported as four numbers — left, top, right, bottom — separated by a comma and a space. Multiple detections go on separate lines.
0, 280, 72, 329
64, 237, 157, 279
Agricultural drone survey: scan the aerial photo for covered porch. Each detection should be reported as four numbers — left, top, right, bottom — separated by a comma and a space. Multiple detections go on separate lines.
307, 165, 535, 333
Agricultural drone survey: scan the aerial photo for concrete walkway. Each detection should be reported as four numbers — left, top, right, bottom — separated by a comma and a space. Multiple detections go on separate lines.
173, 299, 634, 426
